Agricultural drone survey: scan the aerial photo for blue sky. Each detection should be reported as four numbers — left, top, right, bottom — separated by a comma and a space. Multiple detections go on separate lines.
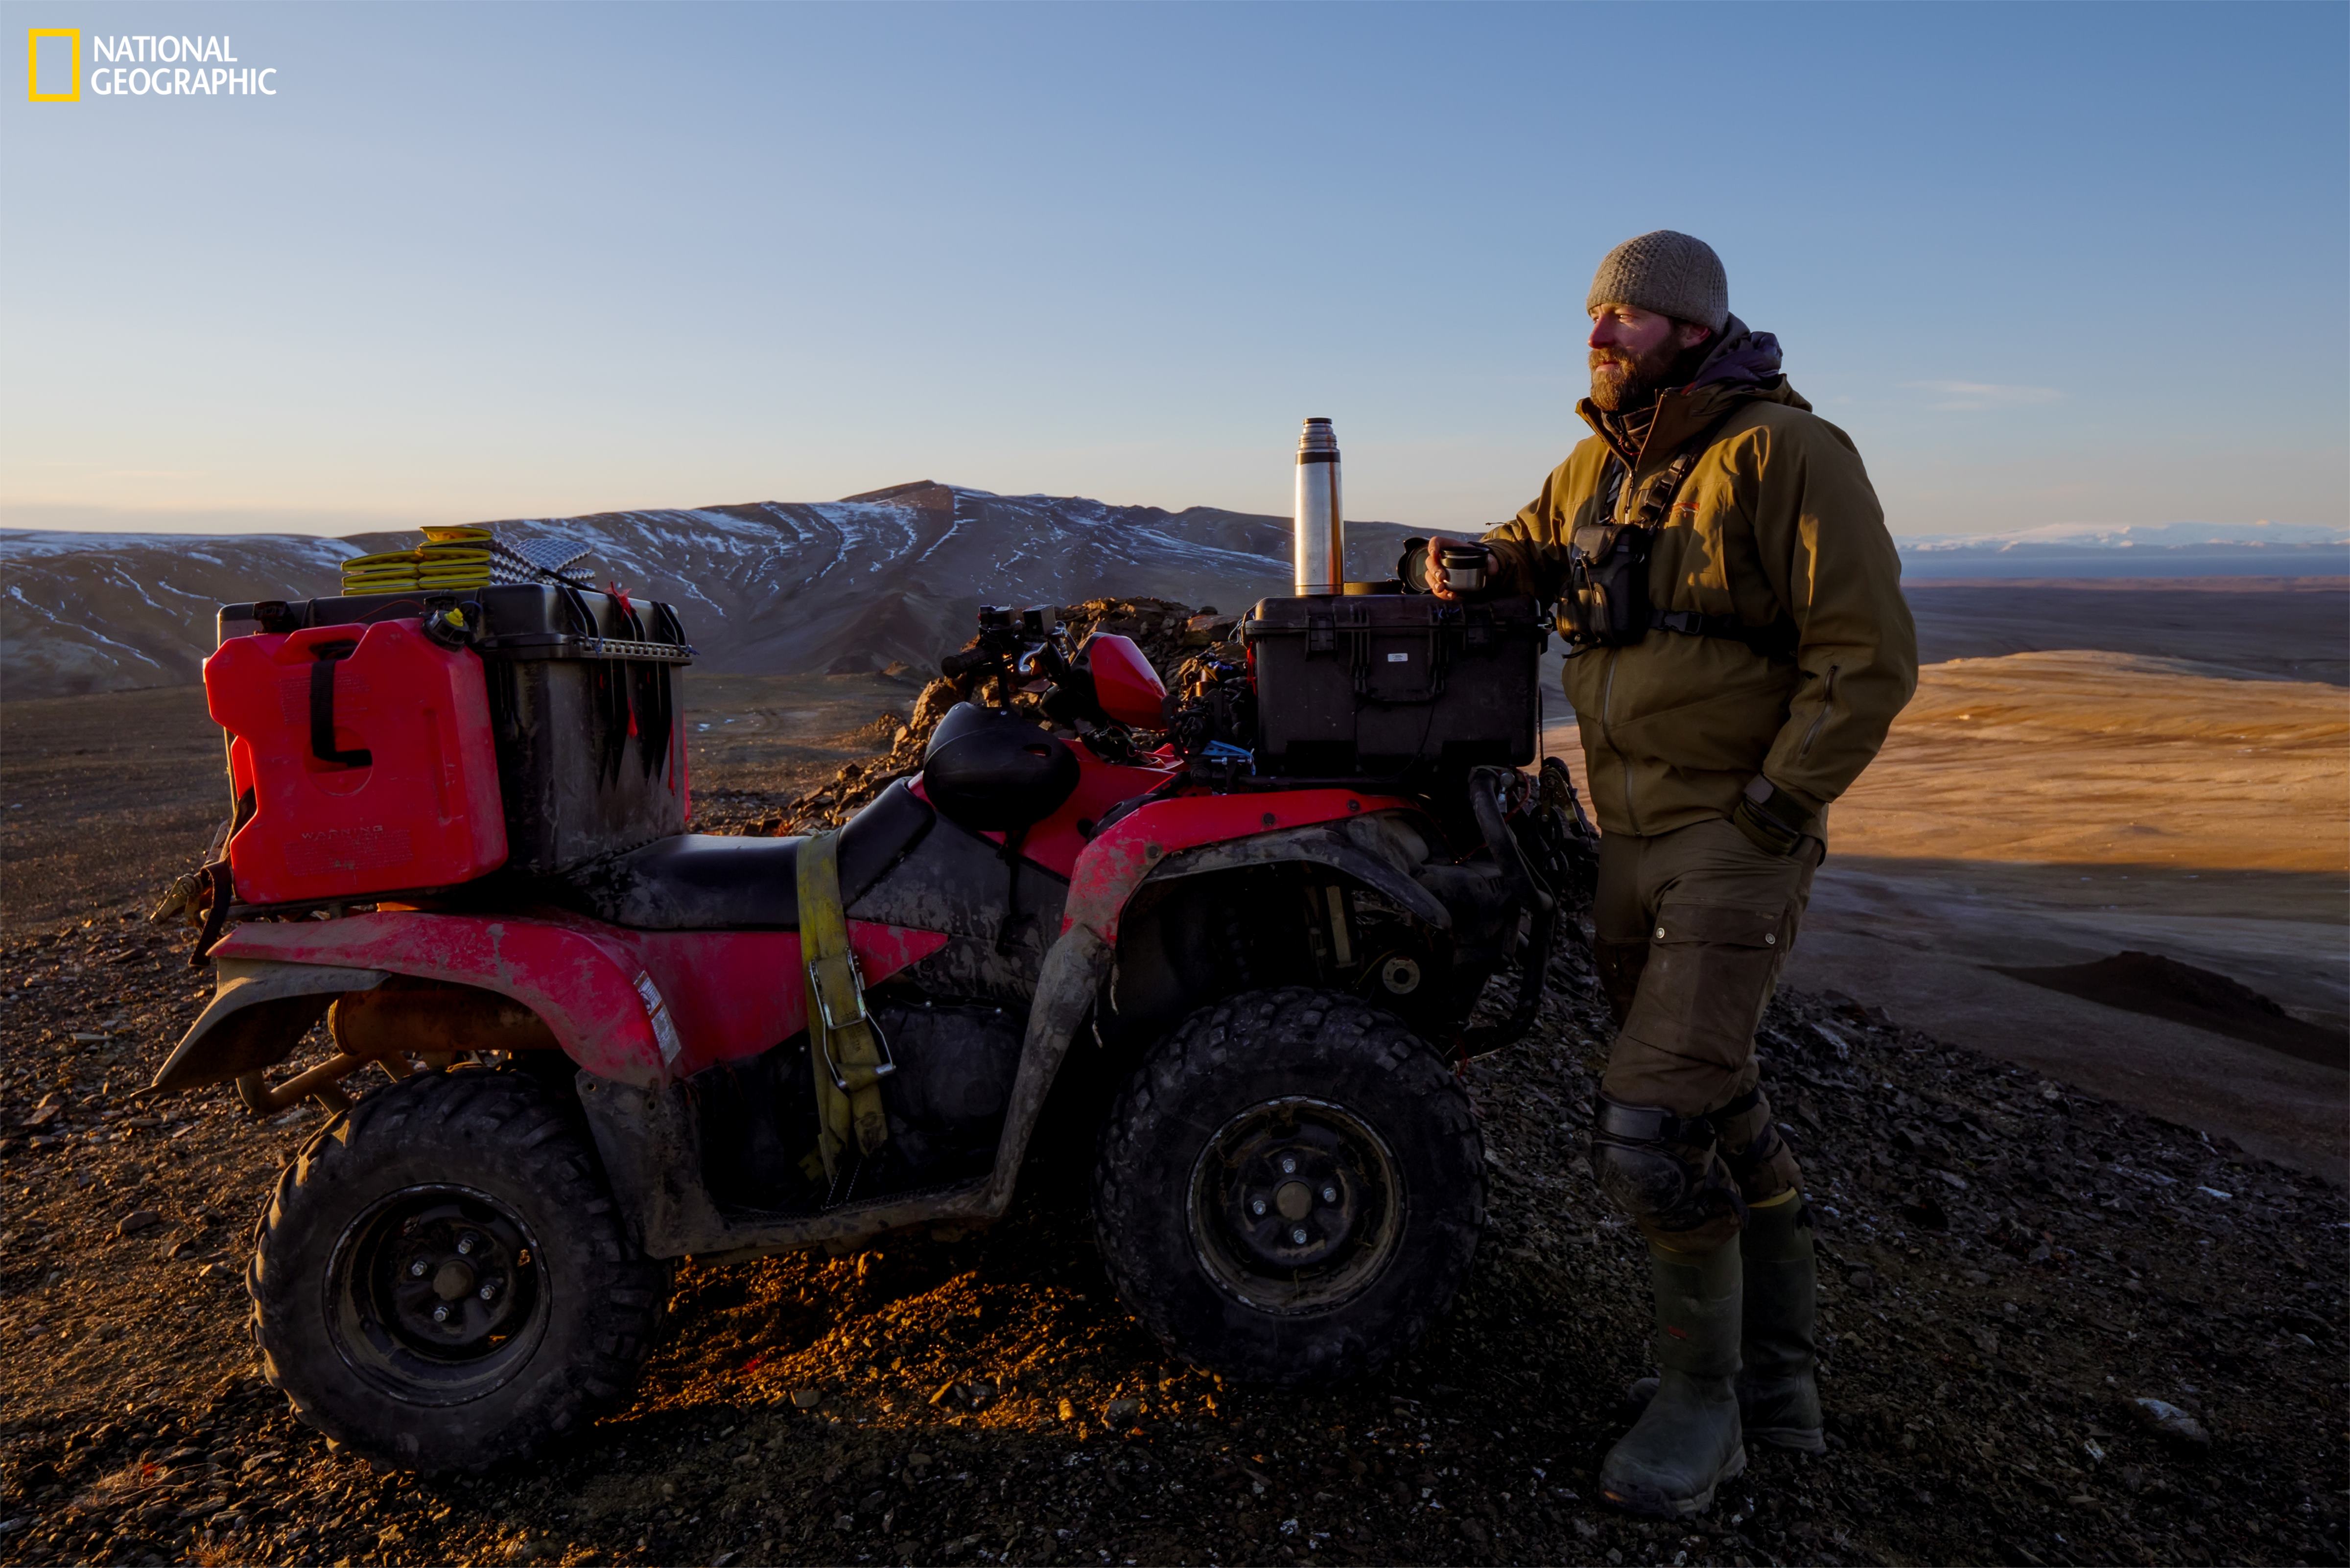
3, 1, 2344, 537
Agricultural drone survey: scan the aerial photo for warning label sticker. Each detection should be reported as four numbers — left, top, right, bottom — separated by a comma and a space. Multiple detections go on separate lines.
632, 970, 683, 1067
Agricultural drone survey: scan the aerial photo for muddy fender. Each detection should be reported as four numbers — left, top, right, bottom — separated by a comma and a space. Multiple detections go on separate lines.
1145, 822, 1452, 932
151, 959, 388, 1095
980, 925, 1112, 1209
574, 1073, 735, 1256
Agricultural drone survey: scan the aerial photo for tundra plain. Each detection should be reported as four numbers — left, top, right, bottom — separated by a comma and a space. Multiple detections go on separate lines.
1544, 578, 2348, 1176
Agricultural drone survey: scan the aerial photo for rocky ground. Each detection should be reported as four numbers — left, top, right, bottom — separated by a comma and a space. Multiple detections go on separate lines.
3, 917, 2344, 1568
1, 604, 2345, 1568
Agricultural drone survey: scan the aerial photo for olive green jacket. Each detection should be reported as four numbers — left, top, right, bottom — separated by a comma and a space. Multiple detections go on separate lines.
1483, 351, 1917, 842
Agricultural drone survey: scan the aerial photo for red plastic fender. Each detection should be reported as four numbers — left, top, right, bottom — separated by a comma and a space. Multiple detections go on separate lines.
209, 911, 947, 1086
1084, 633, 1169, 729
1059, 788, 1416, 945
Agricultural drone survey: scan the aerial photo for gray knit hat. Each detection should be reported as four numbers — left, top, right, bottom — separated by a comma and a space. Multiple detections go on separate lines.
1586, 230, 1729, 334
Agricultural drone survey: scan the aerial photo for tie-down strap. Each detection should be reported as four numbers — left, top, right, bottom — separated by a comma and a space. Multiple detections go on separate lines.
797, 829, 894, 1181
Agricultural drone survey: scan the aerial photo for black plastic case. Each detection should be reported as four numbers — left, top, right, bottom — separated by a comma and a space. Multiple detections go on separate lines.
1241, 593, 1544, 778
216, 584, 693, 876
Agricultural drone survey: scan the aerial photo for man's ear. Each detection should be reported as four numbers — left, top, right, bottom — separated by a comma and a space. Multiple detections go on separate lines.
1675, 321, 1716, 351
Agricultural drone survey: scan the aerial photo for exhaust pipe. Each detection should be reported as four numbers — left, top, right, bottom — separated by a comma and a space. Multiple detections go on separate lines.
1292, 417, 1343, 596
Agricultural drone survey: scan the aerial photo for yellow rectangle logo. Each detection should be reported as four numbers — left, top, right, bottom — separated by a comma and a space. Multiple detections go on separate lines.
27, 27, 78, 101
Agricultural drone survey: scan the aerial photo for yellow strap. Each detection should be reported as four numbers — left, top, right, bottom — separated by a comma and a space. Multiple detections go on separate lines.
797, 829, 888, 1182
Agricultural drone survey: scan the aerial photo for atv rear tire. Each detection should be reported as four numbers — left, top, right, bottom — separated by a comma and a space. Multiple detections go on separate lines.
247, 1067, 666, 1472
1092, 988, 1483, 1383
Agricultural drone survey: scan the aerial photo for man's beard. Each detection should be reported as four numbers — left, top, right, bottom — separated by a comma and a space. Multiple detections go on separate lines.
1589, 337, 1699, 412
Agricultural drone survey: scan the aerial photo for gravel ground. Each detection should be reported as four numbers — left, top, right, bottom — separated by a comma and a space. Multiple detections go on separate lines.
1, 612, 2343, 1567
1, 910, 2343, 1568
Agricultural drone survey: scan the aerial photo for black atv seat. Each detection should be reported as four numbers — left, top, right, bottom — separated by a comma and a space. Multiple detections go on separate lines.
571, 781, 936, 931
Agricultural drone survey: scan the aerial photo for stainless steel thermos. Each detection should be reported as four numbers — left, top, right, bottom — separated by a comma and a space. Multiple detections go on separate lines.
1292, 418, 1343, 597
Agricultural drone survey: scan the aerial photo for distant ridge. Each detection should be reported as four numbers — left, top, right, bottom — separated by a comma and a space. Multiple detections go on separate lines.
0, 486, 1419, 699
1898, 520, 2348, 581
13, 491, 2331, 697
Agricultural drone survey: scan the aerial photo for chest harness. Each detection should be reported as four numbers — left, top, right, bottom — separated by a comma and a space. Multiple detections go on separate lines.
1558, 434, 1795, 657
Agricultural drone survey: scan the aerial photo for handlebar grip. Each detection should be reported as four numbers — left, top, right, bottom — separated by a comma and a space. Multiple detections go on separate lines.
1468, 766, 1554, 915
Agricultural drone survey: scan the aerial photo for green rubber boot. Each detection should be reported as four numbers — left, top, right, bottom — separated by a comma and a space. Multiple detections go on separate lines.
1737, 1193, 1825, 1453
1599, 1239, 1746, 1518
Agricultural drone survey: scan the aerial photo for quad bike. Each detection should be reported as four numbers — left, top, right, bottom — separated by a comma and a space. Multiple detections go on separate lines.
156, 585, 1590, 1472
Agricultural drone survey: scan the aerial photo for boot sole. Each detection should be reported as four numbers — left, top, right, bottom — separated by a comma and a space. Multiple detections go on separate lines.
1601, 1444, 1747, 1519
1747, 1425, 1827, 1456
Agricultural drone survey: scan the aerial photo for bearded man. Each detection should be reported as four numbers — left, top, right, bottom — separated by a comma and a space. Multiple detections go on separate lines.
1410, 230, 1917, 1517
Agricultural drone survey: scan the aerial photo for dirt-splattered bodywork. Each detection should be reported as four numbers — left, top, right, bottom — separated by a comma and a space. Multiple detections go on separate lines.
158, 731, 1534, 1263
156, 598, 1592, 1475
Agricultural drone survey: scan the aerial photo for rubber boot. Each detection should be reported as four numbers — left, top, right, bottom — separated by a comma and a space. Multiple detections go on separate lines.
1737, 1191, 1825, 1453
1623, 1196, 1826, 1451
1599, 1238, 1746, 1518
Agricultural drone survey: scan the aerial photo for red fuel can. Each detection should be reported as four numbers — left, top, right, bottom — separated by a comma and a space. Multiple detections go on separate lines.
204, 619, 509, 905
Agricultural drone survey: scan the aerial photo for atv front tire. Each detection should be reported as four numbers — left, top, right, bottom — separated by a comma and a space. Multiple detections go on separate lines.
247, 1068, 666, 1472
1092, 988, 1483, 1383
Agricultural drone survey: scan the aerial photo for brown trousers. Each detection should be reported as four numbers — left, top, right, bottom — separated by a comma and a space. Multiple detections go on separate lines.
1591, 818, 1819, 1213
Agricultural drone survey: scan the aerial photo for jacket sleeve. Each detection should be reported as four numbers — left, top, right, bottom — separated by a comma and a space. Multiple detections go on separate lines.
1748, 420, 1918, 816
1478, 460, 1576, 603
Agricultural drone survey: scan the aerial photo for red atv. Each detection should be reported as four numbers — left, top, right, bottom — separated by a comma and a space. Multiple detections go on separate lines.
159, 585, 1584, 1472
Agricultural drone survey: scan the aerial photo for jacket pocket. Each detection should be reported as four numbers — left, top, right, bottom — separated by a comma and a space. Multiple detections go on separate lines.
1798, 664, 1841, 758
1612, 681, 1792, 773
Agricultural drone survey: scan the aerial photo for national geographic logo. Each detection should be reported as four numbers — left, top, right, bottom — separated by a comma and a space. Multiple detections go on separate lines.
25, 27, 74, 99
26, 28, 279, 100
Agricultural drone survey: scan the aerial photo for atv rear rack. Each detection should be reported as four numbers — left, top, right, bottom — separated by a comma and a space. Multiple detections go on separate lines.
473, 632, 697, 662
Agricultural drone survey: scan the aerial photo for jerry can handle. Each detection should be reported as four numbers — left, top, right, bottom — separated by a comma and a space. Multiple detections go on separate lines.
306, 638, 373, 769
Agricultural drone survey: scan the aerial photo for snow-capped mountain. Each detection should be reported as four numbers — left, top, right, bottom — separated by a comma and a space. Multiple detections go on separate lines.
2, 530, 366, 699
13, 485, 2334, 698
0, 483, 1421, 698
1898, 519, 2348, 580
1902, 520, 2346, 552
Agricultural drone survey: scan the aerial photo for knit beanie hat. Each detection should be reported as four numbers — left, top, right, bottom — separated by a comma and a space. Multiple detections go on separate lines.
1586, 230, 1729, 334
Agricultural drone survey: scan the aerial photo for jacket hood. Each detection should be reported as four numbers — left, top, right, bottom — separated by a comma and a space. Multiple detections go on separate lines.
1687, 314, 1787, 394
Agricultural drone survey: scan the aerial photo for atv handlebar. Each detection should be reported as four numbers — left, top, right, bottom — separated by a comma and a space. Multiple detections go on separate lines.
939, 647, 997, 681
1461, 764, 1565, 1056
1468, 766, 1554, 916
940, 603, 1070, 699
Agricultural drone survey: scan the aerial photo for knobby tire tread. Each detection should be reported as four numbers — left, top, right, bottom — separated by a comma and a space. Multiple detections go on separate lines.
1093, 987, 1484, 1385
246, 1068, 665, 1473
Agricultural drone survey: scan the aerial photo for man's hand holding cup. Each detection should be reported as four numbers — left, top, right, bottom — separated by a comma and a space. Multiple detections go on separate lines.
1427, 540, 1495, 602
